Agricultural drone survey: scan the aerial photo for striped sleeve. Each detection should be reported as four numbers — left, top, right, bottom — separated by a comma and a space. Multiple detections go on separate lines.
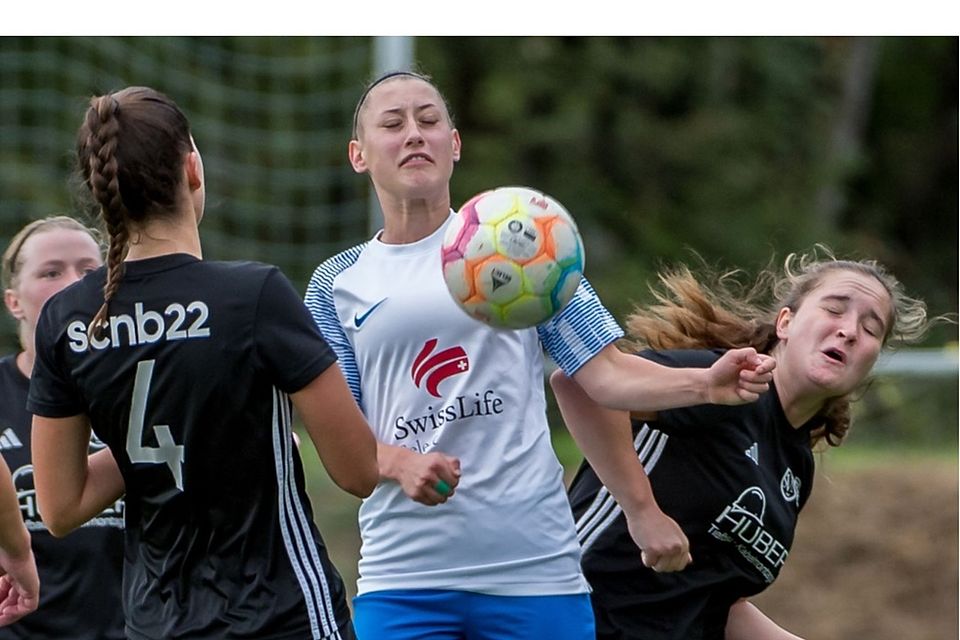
538, 277, 624, 376
304, 245, 367, 406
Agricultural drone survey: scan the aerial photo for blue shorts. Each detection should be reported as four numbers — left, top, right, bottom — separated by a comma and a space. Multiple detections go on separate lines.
353, 589, 595, 640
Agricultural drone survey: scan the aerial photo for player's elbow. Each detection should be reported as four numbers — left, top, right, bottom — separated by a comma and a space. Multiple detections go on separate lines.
38, 507, 79, 538
548, 368, 570, 393
335, 471, 377, 499
552, 359, 616, 409
570, 366, 620, 408
332, 460, 378, 499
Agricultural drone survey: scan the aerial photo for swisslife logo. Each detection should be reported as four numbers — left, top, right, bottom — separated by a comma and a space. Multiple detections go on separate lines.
395, 338, 504, 453
411, 338, 470, 398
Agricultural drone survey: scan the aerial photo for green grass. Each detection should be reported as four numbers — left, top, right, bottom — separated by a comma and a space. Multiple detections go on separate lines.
814, 441, 959, 470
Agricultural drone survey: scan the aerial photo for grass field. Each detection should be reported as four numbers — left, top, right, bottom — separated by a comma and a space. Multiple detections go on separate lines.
298, 428, 958, 639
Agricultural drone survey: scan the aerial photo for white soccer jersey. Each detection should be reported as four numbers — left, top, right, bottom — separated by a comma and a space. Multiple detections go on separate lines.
305, 213, 623, 596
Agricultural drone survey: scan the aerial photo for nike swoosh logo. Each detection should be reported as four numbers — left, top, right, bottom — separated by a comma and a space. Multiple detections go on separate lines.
354, 298, 387, 329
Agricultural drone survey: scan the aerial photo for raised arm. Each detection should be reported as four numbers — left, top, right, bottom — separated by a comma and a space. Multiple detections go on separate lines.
0, 456, 39, 626
572, 344, 774, 412
550, 369, 690, 572
31, 416, 124, 538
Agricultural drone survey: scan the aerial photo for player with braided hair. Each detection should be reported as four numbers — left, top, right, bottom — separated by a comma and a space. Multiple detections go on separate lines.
28, 86, 378, 640
555, 249, 939, 640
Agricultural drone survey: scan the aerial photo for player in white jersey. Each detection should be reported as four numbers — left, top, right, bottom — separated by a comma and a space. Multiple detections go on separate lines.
29, 86, 378, 640
305, 70, 776, 640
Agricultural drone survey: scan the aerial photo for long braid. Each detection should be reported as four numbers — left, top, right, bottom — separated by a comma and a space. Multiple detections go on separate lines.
75, 87, 196, 339
84, 95, 130, 338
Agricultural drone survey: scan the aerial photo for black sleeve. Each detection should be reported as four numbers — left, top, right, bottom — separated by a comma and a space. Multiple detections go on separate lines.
253, 267, 338, 394
26, 298, 85, 418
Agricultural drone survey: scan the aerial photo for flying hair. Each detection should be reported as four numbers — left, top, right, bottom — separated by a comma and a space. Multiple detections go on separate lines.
622, 246, 938, 449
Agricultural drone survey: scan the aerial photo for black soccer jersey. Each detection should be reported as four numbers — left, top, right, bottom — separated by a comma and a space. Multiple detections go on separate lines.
0, 354, 125, 640
568, 349, 817, 640
28, 254, 352, 640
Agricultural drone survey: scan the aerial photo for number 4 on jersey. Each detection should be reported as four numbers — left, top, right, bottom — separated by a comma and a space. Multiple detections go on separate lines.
127, 359, 185, 490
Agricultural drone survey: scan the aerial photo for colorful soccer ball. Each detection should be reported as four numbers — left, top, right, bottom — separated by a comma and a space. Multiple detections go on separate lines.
441, 186, 585, 329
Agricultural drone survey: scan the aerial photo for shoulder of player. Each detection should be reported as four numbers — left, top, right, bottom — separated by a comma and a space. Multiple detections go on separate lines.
308, 241, 370, 290
0, 353, 17, 371
193, 259, 288, 287
199, 258, 275, 274
0, 354, 23, 393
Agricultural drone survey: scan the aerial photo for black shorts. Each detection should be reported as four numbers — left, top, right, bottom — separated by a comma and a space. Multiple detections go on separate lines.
590, 591, 730, 640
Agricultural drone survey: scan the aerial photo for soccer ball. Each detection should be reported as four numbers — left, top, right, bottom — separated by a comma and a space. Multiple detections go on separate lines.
441, 186, 585, 329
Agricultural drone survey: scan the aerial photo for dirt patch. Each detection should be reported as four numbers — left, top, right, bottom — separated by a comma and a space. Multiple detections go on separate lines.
752, 459, 958, 640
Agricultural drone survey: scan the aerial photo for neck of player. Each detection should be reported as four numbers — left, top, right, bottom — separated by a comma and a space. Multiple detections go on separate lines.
125, 214, 203, 262
376, 189, 451, 245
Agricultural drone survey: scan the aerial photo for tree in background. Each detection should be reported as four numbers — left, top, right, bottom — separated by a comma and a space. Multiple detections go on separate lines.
0, 36, 955, 346
419, 36, 957, 334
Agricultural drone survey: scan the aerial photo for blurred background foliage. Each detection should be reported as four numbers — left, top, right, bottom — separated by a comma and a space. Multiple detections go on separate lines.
1, 35, 954, 638
1, 35, 956, 443
418, 36, 957, 338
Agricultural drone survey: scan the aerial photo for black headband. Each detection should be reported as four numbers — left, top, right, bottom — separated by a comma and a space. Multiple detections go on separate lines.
351, 70, 426, 139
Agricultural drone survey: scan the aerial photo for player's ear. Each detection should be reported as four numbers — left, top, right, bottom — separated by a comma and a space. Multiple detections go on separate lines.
348, 140, 367, 174
451, 129, 462, 163
185, 151, 203, 191
775, 306, 792, 340
4, 289, 24, 321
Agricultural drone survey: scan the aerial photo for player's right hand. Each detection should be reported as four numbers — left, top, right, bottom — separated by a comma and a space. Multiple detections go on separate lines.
705, 347, 775, 405
624, 503, 691, 573
397, 451, 461, 506
0, 549, 39, 627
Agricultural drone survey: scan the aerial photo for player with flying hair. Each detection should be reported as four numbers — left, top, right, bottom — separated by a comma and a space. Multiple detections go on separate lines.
28, 86, 378, 640
304, 69, 776, 640
554, 249, 940, 639
0, 216, 124, 639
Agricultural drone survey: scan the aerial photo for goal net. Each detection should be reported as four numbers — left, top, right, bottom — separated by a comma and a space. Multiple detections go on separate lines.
0, 36, 389, 352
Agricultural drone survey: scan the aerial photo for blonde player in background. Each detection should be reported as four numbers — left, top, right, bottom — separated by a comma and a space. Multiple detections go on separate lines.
1, 216, 124, 639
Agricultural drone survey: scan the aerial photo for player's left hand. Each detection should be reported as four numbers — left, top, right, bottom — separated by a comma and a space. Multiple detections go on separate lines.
705, 348, 775, 405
